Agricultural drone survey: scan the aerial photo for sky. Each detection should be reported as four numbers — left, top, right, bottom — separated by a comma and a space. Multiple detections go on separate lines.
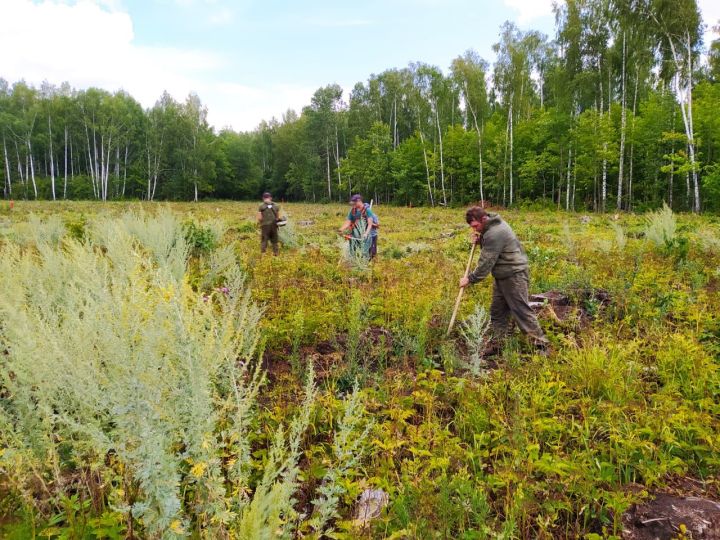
0, 0, 718, 132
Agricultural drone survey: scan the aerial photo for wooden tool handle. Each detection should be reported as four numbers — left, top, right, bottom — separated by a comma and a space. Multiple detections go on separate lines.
447, 242, 477, 336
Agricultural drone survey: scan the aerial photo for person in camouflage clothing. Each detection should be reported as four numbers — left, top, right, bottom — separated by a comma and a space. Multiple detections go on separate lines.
257, 192, 282, 255
459, 206, 548, 353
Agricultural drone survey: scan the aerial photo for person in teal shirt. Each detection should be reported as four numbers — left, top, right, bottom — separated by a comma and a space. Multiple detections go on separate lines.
339, 194, 376, 259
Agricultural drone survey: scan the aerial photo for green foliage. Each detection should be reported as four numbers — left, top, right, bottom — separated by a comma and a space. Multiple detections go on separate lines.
345, 290, 365, 371
64, 214, 88, 241
2, 202, 720, 539
2, 4, 719, 215
289, 309, 305, 377
183, 218, 224, 255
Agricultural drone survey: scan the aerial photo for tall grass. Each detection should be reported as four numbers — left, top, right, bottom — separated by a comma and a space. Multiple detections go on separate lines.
644, 203, 677, 249
610, 221, 627, 251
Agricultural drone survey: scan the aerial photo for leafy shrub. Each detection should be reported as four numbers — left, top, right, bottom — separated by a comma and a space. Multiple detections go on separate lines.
236, 220, 257, 234
385, 245, 405, 259
64, 214, 88, 241
184, 218, 225, 255
656, 334, 719, 400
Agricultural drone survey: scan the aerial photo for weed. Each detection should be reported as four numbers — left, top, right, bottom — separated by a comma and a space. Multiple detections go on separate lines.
458, 305, 491, 376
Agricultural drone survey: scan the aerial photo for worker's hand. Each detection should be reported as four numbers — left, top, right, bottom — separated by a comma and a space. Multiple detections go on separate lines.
459, 276, 470, 288
469, 231, 480, 245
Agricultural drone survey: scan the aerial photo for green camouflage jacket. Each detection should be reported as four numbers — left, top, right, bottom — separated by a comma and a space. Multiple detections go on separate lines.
468, 213, 529, 282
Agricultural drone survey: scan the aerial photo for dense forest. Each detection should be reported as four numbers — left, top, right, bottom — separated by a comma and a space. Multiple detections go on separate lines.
1, 0, 719, 211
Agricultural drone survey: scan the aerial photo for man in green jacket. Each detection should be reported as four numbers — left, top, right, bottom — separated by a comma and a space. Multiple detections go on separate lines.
257, 192, 282, 255
459, 206, 548, 352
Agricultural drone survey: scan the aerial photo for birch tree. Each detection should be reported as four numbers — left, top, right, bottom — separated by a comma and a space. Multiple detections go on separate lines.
649, 0, 702, 212
451, 50, 489, 203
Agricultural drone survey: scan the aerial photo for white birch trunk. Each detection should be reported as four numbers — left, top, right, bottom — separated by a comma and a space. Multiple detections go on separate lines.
617, 32, 627, 211
598, 57, 607, 212
628, 66, 639, 211
334, 123, 341, 192
85, 125, 96, 199
69, 135, 74, 180
417, 118, 434, 207
14, 140, 24, 186
566, 146, 571, 211
464, 81, 485, 203
48, 116, 56, 200
503, 106, 510, 207
122, 144, 128, 198
93, 125, 100, 198
509, 101, 514, 206
435, 102, 447, 205
147, 143, 152, 200
64, 125, 68, 199
3, 136, 11, 197
325, 138, 331, 200
669, 107, 675, 208
664, 29, 700, 212
686, 34, 700, 213
27, 140, 37, 199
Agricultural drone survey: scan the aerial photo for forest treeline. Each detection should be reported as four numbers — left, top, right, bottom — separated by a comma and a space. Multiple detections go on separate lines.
1, 0, 719, 211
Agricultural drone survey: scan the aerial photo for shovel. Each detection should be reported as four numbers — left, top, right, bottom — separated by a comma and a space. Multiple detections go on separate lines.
447, 241, 478, 336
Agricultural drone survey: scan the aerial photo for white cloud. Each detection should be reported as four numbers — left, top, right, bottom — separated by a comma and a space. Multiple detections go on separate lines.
698, 0, 720, 49
502, 0, 555, 25
159, 0, 245, 27
0, 0, 301, 131
0, 1, 219, 107
207, 7, 235, 26
304, 18, 373, 28
203, 82, 317, 131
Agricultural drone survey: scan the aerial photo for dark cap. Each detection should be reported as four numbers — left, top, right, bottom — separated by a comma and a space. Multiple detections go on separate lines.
350, 194, 363, 202
262, 192, 272, 198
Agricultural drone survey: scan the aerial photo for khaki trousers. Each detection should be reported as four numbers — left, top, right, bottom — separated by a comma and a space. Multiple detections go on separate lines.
490, 269, 547, 344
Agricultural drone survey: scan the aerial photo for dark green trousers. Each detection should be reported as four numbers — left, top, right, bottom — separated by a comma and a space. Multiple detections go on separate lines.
491, 269, 547, 344
261, 224, 279, 255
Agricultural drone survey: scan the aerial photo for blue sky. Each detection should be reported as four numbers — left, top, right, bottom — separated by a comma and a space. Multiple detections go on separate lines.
125, 0, 556, 88
1, 0, 718, 131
